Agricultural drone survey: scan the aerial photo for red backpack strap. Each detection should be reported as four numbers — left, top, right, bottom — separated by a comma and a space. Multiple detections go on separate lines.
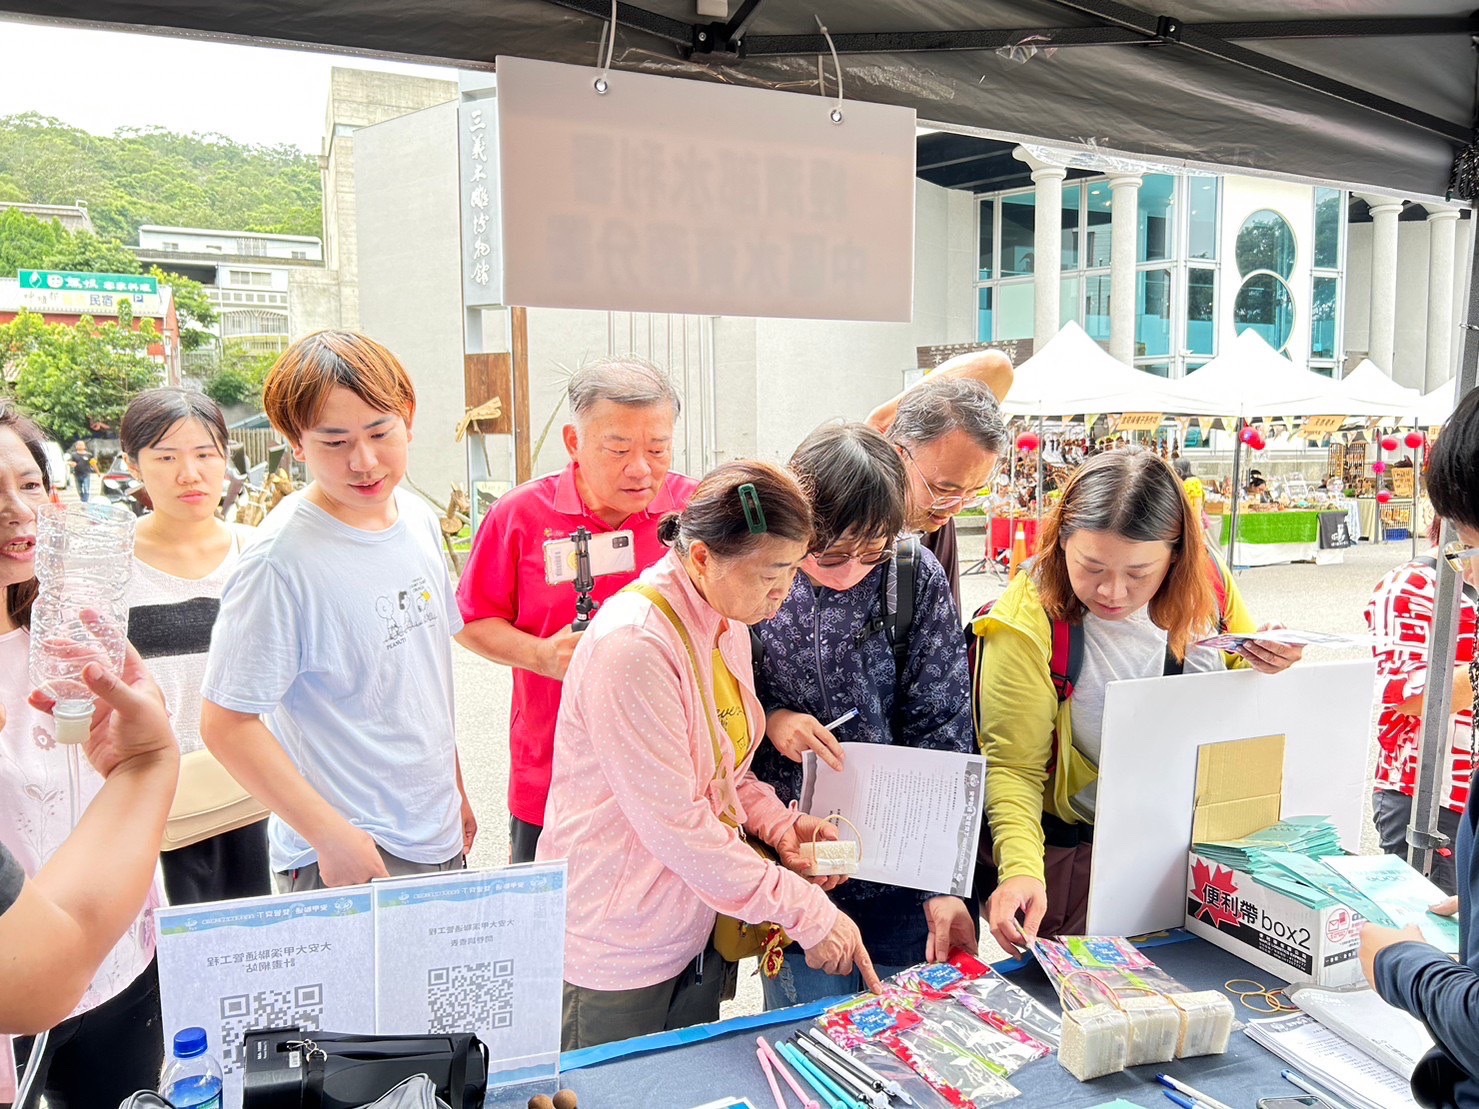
1049, 618, 1084, 703
1204, 545, 1233, 633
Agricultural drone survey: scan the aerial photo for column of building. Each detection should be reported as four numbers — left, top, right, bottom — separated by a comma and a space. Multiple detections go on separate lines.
1425, 205, 1461, 392
1358, 193, 1404, 374
1014, 147, 1066, 347
1108, 173, 1142, 366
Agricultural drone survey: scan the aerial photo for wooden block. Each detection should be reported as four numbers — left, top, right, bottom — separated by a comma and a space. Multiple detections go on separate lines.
464, 352, 513, 435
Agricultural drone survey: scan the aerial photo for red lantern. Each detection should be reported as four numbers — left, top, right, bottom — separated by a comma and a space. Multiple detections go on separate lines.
1377, 489, 1393, 504
1016, 432, 1040, 452
1405, 431, 1425, 450
1372, 460, 1388, 474
1380, 435, 1400, 452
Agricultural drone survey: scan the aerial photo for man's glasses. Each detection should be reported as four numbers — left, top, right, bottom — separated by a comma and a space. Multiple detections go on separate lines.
813, 544, 895, 569
1442, 540, 1479, 573
899, 444, 987, 514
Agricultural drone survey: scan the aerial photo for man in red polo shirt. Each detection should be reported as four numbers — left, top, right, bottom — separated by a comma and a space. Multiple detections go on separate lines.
456, 358, 698, 862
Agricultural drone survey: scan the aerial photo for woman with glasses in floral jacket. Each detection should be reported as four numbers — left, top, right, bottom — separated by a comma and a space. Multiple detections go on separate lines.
750, 422, 979, 1008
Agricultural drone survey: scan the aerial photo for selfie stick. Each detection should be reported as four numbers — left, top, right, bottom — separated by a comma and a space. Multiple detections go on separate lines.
571, 527, 597, 631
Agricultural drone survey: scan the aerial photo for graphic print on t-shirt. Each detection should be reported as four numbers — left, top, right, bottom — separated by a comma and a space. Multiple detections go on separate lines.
374, 575, 440, 649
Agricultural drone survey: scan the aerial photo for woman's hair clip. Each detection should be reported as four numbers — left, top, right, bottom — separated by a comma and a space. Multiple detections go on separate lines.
738, 483, 768, 535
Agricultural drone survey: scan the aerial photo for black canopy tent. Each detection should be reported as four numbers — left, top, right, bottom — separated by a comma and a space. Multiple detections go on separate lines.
0, 0, 1475, 199
3, 0, 1478, 873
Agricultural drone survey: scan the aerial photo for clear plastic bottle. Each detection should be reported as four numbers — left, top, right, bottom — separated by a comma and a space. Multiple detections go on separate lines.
160, 1027, 224, 1109
27, 502, 134, 743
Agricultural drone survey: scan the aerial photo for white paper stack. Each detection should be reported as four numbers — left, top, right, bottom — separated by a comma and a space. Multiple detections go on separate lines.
1283, 985, 1434, 1078
1244, 1013, 1420, 1109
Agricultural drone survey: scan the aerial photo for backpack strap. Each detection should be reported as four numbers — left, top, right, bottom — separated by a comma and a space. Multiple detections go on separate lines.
1048, 618, 1084, 703
1204, 542, 1233, 634
882, 535, 919, 671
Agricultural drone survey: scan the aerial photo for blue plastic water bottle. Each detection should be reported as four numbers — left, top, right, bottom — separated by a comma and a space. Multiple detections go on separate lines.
159, 1027, 224, 1109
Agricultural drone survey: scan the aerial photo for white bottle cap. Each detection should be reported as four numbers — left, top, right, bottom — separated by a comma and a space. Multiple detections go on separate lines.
52, 701, 94, 745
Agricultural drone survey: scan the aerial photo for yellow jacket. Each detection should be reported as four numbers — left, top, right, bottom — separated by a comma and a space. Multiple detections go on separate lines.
972, 565, 1256, 884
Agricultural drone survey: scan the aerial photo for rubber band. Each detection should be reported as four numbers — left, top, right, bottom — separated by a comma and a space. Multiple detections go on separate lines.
1223, 978, 1267, 996
1265, 988, 1298, 1012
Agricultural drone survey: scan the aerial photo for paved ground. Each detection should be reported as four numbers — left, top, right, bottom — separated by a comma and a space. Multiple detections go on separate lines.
451, 530, 1422, 1016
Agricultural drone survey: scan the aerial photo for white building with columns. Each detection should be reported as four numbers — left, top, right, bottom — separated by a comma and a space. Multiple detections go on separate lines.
942, 134, 1474, 391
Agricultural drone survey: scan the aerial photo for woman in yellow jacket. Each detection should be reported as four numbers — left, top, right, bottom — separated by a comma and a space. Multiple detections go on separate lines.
974, 448, 1302, 957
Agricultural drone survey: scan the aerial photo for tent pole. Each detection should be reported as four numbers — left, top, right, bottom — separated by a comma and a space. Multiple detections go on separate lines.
1226, 419, 1244, 568
1407, 240, 1479, 878
1412, 416, 1420, 561
1007, 423, 1017, 565
1035, 416, 1045, 529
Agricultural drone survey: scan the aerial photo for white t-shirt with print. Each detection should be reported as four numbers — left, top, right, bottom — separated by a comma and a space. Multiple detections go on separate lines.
1070, 607, 1226, 818
202, 489, 464, 872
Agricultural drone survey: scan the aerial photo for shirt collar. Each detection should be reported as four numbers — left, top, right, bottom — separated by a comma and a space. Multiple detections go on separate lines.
552, 460, 681, 524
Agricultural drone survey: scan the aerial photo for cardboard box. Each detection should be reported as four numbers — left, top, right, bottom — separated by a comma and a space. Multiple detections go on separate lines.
1182, 735, 1366, 988
1185, 850, 1366, 987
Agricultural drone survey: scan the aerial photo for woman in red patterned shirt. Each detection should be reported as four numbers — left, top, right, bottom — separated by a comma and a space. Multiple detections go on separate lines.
1364, 519, 1479, 895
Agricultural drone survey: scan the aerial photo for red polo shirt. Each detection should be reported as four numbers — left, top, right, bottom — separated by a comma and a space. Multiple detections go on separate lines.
456, 462, 698, 826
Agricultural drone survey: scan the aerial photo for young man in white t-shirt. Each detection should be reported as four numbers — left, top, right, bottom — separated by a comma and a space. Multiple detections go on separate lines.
201, 330, 475, 890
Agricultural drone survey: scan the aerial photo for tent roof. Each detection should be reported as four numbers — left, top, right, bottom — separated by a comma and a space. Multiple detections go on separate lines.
1177, 329, 1400, 418
1333, 358, 1423, 418
1002, 320, 1208, 417
1421, 382, 1458, 426
1, 2, 1473, 201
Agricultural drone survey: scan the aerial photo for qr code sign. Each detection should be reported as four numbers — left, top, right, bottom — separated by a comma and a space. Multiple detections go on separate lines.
428, 960, 514, 1034
219, 984, 325, 1072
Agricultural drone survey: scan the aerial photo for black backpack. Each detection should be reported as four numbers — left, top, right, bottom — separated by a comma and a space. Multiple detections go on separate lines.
750, 534, 921, 684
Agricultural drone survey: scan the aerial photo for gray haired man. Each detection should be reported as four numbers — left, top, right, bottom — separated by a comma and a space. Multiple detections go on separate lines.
455, 357, 697, 862
869, 353, 1012, 610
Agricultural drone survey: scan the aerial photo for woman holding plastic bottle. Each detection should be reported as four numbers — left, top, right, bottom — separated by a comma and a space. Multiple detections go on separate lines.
0, 403, 165, 1107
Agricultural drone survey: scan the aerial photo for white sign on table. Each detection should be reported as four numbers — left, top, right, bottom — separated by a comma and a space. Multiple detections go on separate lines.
800, 743, 984, 897
157, 863, 569, 1103
156, 887, 377, 1107
494, 55, 917, 321
374, 864, 566, 1083
1086, 660, 1375, 937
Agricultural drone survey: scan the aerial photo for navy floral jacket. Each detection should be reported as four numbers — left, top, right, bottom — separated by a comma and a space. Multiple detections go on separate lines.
751, 544, 975, 966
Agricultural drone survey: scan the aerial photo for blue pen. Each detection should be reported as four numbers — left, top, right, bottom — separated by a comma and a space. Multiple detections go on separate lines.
778, 1040, 854, 1109
1164, 1091, 1200, 1109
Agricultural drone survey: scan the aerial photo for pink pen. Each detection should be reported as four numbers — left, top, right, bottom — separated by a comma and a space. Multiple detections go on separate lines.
758, 1036, 820, 1109
756, 1045, 789, 1109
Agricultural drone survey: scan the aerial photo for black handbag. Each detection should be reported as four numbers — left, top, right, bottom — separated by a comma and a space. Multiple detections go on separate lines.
241, 1027, 488, 1109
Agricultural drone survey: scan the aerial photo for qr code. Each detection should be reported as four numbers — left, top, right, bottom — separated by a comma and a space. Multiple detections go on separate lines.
427, 960, 514, 1034
218, 984, 325, 1073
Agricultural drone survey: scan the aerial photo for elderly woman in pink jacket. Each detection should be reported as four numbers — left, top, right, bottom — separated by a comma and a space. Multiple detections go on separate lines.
539, 460, 878, 1049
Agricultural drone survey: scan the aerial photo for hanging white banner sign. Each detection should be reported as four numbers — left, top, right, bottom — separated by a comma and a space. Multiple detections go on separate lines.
494, 55, 916, 321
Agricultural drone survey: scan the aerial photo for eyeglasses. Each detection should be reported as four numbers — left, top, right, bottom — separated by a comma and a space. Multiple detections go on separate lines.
812, 543, 895, 569
899, 444, 987, 514
1442, 540, 1479, 573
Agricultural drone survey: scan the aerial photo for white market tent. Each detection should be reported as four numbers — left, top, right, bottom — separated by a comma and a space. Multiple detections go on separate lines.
1174, 330, 1414, 565
1002, 321, 1208, 418
1176, 329, 1403, 420
1335, 359, 1423, 420
1421, 382, 1459, 426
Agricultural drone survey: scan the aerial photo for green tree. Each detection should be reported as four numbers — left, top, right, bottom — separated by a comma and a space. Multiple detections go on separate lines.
147, 265, 218, 352
2, 309, 163, 443
39, 229, 141, 274
0, 113, 323, 241
201, 339, 276, 408
0, 207, 65, 275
